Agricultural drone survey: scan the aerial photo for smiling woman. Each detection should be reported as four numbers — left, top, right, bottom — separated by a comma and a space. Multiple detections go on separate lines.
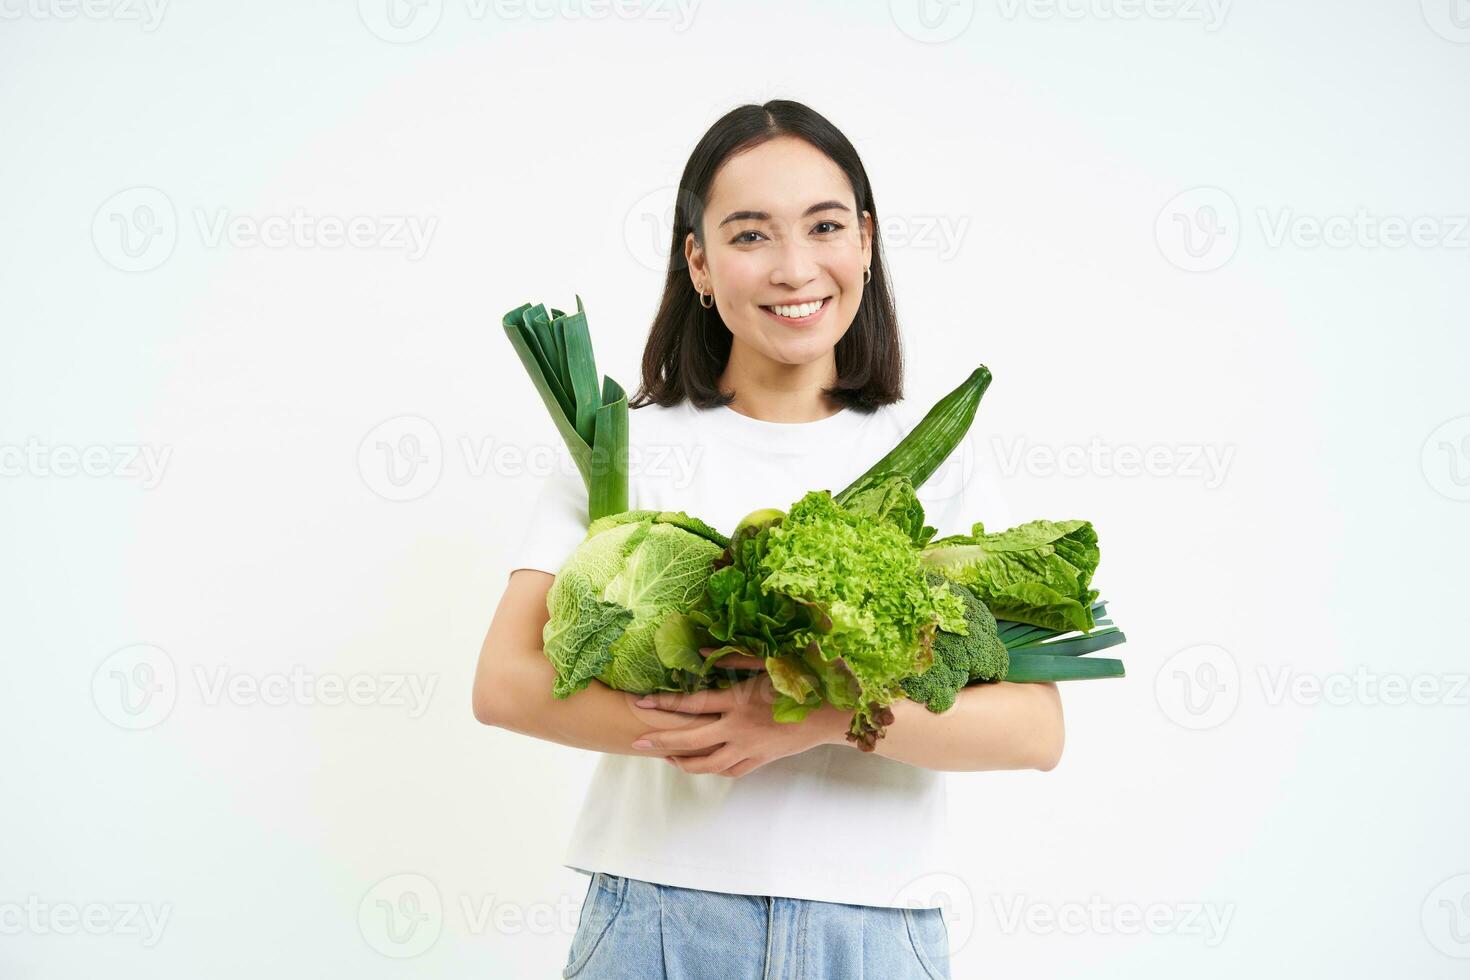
473, 99, 1056, 980
631, 104, 905, 422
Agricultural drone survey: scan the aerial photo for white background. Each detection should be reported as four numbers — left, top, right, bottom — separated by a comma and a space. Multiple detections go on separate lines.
2, 1, 1468, 977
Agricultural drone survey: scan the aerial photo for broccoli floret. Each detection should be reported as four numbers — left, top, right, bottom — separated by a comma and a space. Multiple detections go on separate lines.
900, 575, 1009, 712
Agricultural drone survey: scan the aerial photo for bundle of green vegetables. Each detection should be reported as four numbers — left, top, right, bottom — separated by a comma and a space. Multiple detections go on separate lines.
503, 297, 1126, 751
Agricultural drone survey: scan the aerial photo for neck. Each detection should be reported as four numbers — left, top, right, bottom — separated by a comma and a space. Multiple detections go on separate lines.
717, 340, 843, 423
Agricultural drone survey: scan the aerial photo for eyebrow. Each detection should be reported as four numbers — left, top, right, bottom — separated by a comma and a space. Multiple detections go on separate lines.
718, 200, 851, 228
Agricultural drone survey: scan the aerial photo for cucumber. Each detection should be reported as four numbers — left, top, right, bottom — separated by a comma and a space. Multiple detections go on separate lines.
833, 366, 992, 506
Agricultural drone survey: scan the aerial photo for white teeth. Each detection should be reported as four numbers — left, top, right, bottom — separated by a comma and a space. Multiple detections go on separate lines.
769, 298, 825, 318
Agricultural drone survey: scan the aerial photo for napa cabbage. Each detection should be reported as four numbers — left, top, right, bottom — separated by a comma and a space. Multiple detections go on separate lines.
543, 510, 727, 698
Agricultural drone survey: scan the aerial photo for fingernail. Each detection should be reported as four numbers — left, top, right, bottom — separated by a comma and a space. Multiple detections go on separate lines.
632, 739, 653, 749
635, 697, 656, 707
664, 757, 677, 766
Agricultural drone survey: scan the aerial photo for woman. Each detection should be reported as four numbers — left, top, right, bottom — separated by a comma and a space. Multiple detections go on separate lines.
472, 99, 1064, 979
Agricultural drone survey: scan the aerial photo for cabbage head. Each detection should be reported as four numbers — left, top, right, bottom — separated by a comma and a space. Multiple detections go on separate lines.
543, 510, 727, 698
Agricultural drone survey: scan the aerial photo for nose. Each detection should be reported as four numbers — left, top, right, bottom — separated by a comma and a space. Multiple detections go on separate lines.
769, 236, 820, 289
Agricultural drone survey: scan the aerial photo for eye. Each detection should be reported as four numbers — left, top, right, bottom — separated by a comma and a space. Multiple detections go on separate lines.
731, 229, 766, 245
813, 221, 843, 234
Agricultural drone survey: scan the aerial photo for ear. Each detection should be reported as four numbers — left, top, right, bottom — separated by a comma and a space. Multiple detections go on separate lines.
685, 231, 706, 284
860, 210, 874, 268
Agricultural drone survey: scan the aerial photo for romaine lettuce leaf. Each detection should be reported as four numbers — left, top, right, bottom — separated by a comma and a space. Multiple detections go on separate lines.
919, 519, 1101, 632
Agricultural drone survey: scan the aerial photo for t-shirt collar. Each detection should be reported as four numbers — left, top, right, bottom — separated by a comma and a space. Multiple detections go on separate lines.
683, 400, 876, 453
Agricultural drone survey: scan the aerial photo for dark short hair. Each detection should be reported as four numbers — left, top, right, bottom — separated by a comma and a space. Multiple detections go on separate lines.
628, 99, 904, 413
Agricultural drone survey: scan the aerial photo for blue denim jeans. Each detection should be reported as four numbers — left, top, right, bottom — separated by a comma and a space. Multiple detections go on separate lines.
562, 871, 952, 979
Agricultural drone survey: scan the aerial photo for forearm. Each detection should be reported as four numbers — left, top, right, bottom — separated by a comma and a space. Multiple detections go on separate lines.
830, 681, 1064, 772
475, 645, 701, 759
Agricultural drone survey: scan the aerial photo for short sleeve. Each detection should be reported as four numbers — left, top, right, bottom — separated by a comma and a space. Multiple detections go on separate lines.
506, 463, 590, 576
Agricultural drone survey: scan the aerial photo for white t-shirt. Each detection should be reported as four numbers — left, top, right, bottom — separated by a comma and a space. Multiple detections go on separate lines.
507, 396, 1017, 908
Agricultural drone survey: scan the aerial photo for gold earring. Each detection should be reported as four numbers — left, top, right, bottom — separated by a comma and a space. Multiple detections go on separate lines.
699, 284, 714, 309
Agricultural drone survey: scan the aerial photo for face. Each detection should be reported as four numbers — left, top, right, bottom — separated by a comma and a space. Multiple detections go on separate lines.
685, 136, 873, 369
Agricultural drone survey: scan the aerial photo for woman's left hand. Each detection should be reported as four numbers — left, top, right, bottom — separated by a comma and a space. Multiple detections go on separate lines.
629, 647, 850, 778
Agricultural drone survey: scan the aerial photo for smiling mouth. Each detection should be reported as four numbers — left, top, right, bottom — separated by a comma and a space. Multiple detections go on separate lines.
760, 296, 833, 324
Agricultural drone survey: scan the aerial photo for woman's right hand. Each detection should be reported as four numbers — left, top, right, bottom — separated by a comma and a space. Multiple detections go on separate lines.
623, 693, 723, 758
